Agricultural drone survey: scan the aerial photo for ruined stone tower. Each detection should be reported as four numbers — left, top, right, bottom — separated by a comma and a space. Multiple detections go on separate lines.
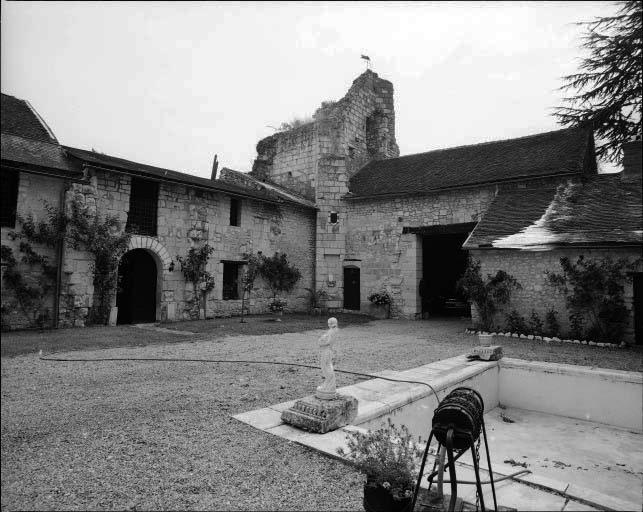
249, 70, 399, 307
250, 70, 399, 200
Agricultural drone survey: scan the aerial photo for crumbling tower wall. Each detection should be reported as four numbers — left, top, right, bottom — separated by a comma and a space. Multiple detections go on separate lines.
250, 70, 399, 309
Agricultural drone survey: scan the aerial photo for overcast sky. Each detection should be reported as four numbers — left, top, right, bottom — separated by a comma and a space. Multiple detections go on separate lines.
1, 1, 622, 177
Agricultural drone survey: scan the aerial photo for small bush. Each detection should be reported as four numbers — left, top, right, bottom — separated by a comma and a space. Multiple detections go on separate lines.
506, 309, 528, 334
368, 291, 392, 306
545, 308, 561, 337
337, 418, 422, 494
457, 259, 521, 332
528, 310, 544, 336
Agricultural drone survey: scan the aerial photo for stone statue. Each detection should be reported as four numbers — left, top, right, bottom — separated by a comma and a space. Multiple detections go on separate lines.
315, 317, 339, 400
281, 316, 357, 433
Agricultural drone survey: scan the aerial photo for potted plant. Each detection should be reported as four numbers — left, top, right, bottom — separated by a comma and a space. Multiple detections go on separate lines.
368, 291, 393, 319
269, 298, 288, 320
456, 259, 520, 345
337, 419, 422, 512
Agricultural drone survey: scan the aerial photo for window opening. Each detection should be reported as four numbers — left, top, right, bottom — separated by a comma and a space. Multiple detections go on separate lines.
223, 262, 243, 300
126, 178, 159, 236
0, 168, 19, 228
329, 212, 338, 224
230, 197, 241, 226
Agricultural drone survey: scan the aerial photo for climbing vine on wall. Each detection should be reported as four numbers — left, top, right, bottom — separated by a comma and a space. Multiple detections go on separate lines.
1, 199, 130, 329
547, 255, 640, 343
65, 200, 131, 325
176, 244, 215, 319
1, 206, 68, 329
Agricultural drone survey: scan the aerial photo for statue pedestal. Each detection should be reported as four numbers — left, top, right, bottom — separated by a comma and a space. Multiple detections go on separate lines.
281, 394, 358, 434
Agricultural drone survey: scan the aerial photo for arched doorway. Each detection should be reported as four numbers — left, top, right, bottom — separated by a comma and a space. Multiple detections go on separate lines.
116, 249, 157, 324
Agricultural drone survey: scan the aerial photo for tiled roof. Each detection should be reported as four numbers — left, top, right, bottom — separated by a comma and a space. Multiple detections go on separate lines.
349, 127, 592, 197
1, 93, 57, 143
63, 146, 284, 203
1, 133, 78, 174
463, 174, 643, 250
218, 168, 317, 209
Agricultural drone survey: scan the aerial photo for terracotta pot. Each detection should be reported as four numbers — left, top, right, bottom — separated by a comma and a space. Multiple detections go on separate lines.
363, 483, 412, 512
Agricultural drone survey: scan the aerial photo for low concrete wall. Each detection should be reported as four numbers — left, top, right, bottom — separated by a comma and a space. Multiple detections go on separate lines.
499, 358, 643, 432
359, 359, 500, 437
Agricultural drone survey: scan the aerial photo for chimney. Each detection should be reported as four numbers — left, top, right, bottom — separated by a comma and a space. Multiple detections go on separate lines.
622, 138, 642, 181
210, 154, 219, 180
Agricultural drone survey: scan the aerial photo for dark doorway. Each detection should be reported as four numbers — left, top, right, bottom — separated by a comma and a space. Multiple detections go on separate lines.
422, 230, 472, 317
633, 273, 643, 345
343, 267, 360, 310
116, 249, 157, 324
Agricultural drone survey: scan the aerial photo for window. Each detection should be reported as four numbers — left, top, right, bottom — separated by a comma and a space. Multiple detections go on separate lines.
329, 211, 338, 224
0, 168, 19, 228
126, 178, 159, 236
222, 261, 243, 300
229, 197, 241, 226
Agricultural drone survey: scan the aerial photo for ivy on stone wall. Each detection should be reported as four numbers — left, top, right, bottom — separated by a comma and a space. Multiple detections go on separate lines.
176, 244, 215, 319
1, 199, 130, 329
65, 200, 130, 325
547, 255, 640, 343
1, 206, 68, 329
456, 258, 521, 332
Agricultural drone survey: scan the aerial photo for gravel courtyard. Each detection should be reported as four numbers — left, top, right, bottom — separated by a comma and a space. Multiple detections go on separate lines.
2, 318, 642, 510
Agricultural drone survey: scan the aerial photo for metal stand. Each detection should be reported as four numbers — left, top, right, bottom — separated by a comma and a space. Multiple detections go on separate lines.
410, 389, 498, 512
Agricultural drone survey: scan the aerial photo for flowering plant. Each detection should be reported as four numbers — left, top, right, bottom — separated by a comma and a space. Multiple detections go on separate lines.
337, 418, 422, 496
368, 291, 392, 306
269, 298, 288, 313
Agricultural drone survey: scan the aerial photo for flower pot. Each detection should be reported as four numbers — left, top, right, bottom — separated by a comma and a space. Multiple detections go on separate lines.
478, 333, 494, 347
363, 483, 412, 512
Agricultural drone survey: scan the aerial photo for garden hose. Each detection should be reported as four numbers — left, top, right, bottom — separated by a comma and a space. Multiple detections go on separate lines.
37, 354, 532, 491
38, 353, 440, 404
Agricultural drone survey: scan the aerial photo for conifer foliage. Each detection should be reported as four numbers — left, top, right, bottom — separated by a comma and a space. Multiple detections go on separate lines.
554, 1, 642, 163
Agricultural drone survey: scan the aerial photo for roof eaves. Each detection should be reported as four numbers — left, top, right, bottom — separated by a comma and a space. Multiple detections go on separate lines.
23, 99, 58, 143
466, 241, 643, 251
75, 159, 281, 205
345, 171, 580, 200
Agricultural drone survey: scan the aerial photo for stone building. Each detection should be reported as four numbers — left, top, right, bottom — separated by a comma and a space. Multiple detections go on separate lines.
230, 70, 642, 343
1, 93, 316, 329
2, 69, 642, 343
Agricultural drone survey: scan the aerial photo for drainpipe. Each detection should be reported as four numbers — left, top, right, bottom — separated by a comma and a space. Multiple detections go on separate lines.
53, 181, 70, 329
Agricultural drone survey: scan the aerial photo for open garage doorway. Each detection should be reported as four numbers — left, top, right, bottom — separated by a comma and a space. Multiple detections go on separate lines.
116, 249, 157, 324
420, 223, 475, 318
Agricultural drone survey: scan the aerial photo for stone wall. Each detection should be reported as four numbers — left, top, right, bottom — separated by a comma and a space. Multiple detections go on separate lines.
250, 70, 400, 202
343, 187, 497, 317
1, 172, 65, 329
252, 124, 319, 200
472, 247, 643, 344
2, 165, 316, 330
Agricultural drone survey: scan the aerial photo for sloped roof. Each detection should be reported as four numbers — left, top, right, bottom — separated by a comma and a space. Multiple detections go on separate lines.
463, 174, 643, 250
1, 133, 79, 174
218, 167, 317, 209
1, 93, 57, 143
349, 127, 592, 197
63, 146, 283, 203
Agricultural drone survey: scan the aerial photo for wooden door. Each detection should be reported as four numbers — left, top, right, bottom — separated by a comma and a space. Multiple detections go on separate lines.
343, 267, 360, 310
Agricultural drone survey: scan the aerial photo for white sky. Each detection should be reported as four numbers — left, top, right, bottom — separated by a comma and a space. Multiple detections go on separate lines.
1, 1, 622, 177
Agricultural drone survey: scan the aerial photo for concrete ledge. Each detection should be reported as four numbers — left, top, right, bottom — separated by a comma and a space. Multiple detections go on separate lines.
501, 358, 643, 384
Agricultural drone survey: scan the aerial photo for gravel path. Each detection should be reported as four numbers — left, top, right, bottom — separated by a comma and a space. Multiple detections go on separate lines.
2, 319, 641, 510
